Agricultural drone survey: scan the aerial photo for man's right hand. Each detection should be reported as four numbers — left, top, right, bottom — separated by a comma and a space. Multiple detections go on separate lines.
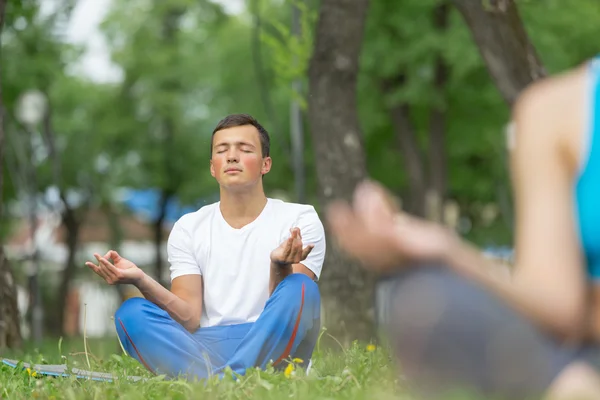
270, 227, 314, 266
85, 250, 145, 286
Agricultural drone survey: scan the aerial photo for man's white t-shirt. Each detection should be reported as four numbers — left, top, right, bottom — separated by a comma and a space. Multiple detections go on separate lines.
167, 198, 326, 328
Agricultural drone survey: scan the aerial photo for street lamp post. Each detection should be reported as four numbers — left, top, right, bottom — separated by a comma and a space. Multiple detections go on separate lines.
16, 90, 47, 344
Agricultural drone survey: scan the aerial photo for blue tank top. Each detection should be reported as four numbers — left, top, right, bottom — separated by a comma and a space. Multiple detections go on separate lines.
575, 57, 600, 280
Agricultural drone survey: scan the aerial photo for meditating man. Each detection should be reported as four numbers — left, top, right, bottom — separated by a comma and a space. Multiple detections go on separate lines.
86, 114, 326, 380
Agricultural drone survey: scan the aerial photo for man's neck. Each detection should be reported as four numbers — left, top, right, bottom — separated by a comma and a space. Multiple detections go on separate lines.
219, 185, 268, 229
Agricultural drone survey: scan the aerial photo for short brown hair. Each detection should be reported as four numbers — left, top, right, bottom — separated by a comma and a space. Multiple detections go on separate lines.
211, 114, 270, 158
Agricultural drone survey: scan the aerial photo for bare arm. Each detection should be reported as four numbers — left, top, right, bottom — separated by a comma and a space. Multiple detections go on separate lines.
445, 76, 588, 342
87, 249, 204, 333
270, 262, 316, 295
270, 262, 292, 295
135, 273, 203, 333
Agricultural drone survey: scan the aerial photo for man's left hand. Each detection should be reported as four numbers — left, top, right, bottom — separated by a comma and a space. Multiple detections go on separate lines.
270, 227, 314, 266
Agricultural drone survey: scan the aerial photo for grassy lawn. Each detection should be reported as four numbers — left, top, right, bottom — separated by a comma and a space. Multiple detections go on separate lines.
0, 334, 409, 399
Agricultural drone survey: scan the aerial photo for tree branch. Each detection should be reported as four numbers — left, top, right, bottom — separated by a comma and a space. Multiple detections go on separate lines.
451, 0, 546, 105
378, 19, 427, 216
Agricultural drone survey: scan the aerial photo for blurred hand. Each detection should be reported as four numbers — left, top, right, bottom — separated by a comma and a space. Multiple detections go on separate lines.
326, 180, 457, 272
270, 227, 314, 266
85, 250, 145, 285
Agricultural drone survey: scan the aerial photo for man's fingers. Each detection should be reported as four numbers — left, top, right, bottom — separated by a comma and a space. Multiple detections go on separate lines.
279, 236, 294, 259
102, 251, 113, 262
85, 261, 97, 270
103, 250, 121, 263
85, 261, 101, 275
100, 258, 122, 280
96, 255, 118, 283
291, 227, 300, 242
293, 240, 304, 260
93, 254, 116, 283
287, 235, 295, 250
301, 245, 314, 259
86, 261, 109, 282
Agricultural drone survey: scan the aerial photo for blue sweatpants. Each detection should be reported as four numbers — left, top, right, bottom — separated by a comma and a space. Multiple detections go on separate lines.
114, 273, 321, 380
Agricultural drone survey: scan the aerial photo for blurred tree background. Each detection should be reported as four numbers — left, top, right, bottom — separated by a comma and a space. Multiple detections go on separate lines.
0, 0, 598, 348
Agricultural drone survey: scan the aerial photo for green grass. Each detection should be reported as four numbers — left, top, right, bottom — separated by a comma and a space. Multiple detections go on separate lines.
0, 335, 405, 399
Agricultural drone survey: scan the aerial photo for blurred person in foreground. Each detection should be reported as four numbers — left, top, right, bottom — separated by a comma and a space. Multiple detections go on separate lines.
327, 58, 600, 399
85, 114, 326, 380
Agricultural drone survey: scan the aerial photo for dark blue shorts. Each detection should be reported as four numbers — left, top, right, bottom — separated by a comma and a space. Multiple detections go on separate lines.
376, 266, 600, 399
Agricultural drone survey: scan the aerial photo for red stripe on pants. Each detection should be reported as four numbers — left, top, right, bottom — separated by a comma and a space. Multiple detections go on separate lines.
118, 318, 155, 374
274, 283, 305, 366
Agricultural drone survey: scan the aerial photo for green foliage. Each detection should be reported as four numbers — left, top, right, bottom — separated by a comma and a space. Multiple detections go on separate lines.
358, 0, 508, 236
259, 0, 317, 109
355, 0, 600, 245
1, 2, 89, 209
519, 0, 600, 72
3, 0, 600, 245
99, 0, 297, 203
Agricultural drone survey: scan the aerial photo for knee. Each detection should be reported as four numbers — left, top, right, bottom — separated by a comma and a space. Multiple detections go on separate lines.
382, 265, 524, 351
271, 273, 321, 317
282, 273, 320, 300
115, 297, 153, 330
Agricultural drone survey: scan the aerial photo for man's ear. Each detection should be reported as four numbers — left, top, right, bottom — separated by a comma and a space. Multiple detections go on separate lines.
210, 159, 216, 178
261, 157, 272, 175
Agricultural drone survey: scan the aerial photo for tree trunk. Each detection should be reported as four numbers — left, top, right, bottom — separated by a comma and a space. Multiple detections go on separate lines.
0, 249, 22, 349
290, 1, 306, 203
451, 0, 546, 106
155, 11, 181, 287
387, 100, 427, 217
452, 0, 546, 232
56, 209, 80, 336
307, 0, 374, 343
0, 0, 22, 350
154, 189, 171, 286
427, 2, 450, 223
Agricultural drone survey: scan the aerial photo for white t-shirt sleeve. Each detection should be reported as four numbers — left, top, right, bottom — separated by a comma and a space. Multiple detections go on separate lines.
168, 219, 202, 281
296, 207, 326, 280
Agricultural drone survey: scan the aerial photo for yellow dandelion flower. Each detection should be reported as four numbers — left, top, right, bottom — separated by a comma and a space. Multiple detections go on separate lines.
366, 344, 376, 352
284, 363, 294, 378
292, 358, 303, 364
